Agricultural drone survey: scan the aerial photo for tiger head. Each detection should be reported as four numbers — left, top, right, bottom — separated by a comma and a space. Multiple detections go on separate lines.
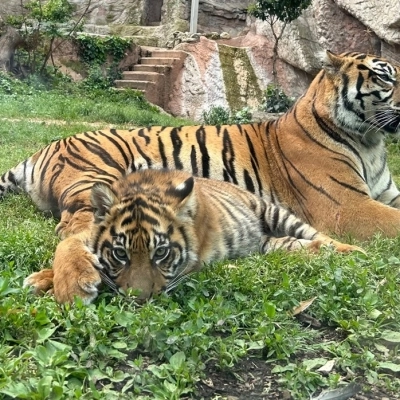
321, 51, 400, 143
89, 170, 200, 301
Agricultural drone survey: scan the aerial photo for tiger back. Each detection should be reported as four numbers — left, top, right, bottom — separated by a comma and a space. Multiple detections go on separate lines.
1, 51, 400, 242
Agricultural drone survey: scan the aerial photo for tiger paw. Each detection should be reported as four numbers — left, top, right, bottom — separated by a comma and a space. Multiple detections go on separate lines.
309, 239, 365, 254
331, 242, 366, 254
53, 267, 102, 304
52, 236, 102, 304
24, 268, 54, 295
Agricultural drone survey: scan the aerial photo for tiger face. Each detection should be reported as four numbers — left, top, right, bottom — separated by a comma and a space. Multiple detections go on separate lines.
324, 51, 400, 142
89, 171, 200, 300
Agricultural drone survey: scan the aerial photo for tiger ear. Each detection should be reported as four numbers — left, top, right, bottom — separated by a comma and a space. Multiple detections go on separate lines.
168, 176, 196, 212
322, 50, 344, 75
91, 183, 118, 222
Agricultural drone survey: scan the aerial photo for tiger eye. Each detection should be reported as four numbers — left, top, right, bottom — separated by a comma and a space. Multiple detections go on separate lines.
154, 247, 169, 258
112, 247, 128, 262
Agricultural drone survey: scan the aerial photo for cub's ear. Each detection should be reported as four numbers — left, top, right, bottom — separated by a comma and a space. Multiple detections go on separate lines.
170, 176, 194, 202
91, 183, 118, 222
322, 50, 345, 75
167, 176, 196, 213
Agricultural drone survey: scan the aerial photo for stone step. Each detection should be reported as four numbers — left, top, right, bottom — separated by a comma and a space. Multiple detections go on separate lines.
115, 80, 156, 90
122, 71, 161, 81
151, 50, 184, 59
133, 64, 171, 73
140, 57, 180, 66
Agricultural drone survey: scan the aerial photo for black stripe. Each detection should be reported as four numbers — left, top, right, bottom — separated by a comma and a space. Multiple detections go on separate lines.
329, 175, 369, 196
389, 193, 400, 206
280, 148, 340, 206
138, 128, 150, 145
158, 137, 168, 168
288, 220, 304, 237
108, 129, 136, 167
83, 131, 101, 144
243, 169, 255, 193
222, 128, 237, 184
311, 103, 367, 178
244, 130, 262, 193
170, 128, 183, 169
132, 137, 152, 167
190, 145, 198, 175
74, 137, 125, 174
196, 126, 210, 178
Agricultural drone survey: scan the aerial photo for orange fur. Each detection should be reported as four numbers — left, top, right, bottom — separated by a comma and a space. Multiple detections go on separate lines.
24, 170, 362, 303
2, 50, 399, 302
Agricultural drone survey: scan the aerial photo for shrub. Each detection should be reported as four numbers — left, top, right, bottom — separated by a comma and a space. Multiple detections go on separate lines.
261, 84, 295, 113
202, 106, 253, 125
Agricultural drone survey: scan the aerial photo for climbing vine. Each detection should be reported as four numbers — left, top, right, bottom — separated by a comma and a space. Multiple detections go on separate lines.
75, 34, 132, 65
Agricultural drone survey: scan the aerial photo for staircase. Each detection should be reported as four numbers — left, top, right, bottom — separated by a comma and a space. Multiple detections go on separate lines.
115, 49, 186, 111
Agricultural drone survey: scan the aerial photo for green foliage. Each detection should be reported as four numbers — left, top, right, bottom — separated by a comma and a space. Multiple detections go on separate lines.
202, 106, 253, 125
5, 0, 77, 76
74, 34, 132, 90
261, 84, 295, 113
248, 0, 312, 23
26, 0, 73, 23
1, 87, 400, 398
75, 34, 132, 66
0, 72, 31, 95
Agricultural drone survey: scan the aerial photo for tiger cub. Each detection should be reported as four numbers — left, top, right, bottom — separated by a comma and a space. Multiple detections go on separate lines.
25, 169, 362, 303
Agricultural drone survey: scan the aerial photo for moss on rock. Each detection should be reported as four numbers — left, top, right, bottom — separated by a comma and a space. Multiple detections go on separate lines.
218, 44, 262, 111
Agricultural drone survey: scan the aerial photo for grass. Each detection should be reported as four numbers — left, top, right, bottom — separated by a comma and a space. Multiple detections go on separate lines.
1, 87, 400, 399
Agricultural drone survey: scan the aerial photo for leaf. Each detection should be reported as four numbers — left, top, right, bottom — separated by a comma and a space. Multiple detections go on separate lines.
317, 359, 335, 373
374, 343, 390, 356
368, 309, 382, 319
163, 381, 177, 393
169, 351, 185, 371
302, 358, 327, 371
112, 341, 127, 349
312, 382, 361, 400
381, 330, 400, 343
378, 362, 400, 372
114, 310, 135, 327
271, 363, 295, 373
292, 297, 317, 316
36, 326, 58, 342
0, 382, 30, 398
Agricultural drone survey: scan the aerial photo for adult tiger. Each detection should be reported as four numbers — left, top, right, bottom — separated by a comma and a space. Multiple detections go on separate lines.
24, 169, 361, 303
0, 50, 399, 300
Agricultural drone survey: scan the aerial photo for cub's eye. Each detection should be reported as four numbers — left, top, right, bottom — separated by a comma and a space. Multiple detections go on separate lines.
377, 74, 393, 83
112, 247, 129, 262
154, 247, 169, 260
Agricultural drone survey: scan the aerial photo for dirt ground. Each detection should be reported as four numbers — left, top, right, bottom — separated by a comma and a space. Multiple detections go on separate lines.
195, 355, 397, 400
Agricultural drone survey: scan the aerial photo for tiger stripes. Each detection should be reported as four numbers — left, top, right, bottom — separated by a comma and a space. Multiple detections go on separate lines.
1, 50, 400, 302
26, 169, 362, 303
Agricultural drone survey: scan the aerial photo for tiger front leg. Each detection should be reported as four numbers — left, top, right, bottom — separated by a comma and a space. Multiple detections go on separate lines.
56, 209, 94, 239
24, 233, 102, 304
259, 235, 364, 254
52, 233, 102, 304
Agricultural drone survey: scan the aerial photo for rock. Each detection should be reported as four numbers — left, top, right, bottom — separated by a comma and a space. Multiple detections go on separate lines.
220, 32, 231, 40
1, 0, 399, 117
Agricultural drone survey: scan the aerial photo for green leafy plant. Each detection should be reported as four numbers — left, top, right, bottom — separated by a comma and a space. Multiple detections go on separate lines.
261, 83, 295, 113
5, 0, 83, 76
75, 34, 132, 90
202, 106, 253, 125
75, 34, 132, 66
248, 0, 312, 81
1, 86, 400, 399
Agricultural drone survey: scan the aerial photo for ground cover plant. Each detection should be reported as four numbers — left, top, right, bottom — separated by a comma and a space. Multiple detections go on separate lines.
0, 85, 400, 399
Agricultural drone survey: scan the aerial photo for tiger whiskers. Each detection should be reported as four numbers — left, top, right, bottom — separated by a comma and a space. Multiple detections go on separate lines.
165, 267, 197, 294
97, 269, 119, 293
358, 107, 400, 140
